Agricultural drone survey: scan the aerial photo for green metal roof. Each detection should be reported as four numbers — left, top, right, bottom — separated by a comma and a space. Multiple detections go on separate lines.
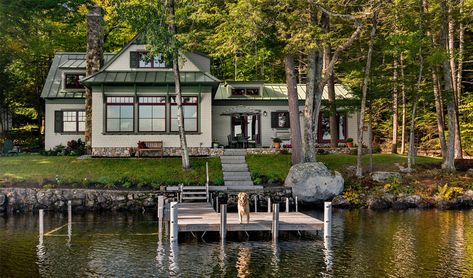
41, 53, 115, 99
80, 71, 220, 85
214, 82, 351, 101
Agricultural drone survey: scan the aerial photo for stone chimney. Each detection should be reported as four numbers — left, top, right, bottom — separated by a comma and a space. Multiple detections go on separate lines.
84, 5, 104, 154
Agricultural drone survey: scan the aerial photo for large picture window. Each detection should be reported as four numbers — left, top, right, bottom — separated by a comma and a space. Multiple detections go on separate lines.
231, 87, 260, 96
106, 97, 134, 132
138, 97, 166, 132
64, 73, 85, 89
170, 96, 198, 132
63, 111, 85, 132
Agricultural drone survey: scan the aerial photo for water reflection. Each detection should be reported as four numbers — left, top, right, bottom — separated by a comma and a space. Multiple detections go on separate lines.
2, 210, 473, 277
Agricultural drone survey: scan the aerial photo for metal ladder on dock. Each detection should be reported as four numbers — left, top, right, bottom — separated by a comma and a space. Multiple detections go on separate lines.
179, 185, 209, 202
178, 162, 210, 203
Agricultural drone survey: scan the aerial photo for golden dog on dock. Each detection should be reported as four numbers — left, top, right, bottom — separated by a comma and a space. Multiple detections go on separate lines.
237, 192, 250, 224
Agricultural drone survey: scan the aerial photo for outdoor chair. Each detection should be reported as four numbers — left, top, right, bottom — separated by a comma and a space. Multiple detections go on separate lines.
227, 134, 238, 148
236, 134, 248, 148
2, 139, 19, 156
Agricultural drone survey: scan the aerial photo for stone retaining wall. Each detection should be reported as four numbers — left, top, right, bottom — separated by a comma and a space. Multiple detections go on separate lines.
0, 188, 174, 213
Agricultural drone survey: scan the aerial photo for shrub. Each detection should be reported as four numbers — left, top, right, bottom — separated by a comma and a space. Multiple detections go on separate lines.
272, 137, 282, 143
343, 190, 360, 205
437, 184, 464, 200
346, 138, 354, 143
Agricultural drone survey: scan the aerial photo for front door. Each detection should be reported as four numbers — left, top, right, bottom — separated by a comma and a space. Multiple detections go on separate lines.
231, 114, 260, 145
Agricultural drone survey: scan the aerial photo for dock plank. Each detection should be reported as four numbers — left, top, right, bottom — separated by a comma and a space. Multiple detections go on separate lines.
175, 203, 323, 233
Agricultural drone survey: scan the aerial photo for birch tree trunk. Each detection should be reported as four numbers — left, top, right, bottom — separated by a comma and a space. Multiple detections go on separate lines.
400, 55, 407, 154
284, 55, 303, 165
168, 0, 190, 170
392, 59, 399, 154
407, 52, 423, 171
321, 12, 338, 148
432, 67, 448, 158
447, 1, 463, 159
356, 8, 378, 177
304, 9, 363, 162
440, 0, 456, 171
368, 102, 373, 173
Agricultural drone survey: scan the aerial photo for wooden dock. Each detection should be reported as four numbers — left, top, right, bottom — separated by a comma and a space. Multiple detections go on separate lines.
163, 202, 327, 242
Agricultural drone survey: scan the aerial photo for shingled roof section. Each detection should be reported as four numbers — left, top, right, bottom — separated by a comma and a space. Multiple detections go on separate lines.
41, 53, 115, 99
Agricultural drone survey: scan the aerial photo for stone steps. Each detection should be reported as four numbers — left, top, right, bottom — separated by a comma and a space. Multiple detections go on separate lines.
220, 149, 255, 189
222, 164, 248, 172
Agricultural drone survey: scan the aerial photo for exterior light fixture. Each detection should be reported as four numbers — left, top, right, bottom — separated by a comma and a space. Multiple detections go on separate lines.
263, 111, 268, 117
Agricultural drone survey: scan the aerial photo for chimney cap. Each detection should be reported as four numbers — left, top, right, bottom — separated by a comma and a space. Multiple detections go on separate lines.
87, 5, 103, 17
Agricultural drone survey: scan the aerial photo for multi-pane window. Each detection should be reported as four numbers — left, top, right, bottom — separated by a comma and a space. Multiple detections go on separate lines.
63, 111, 85, 132
106, 97, 134, 132
138, 52, 167, 68
170, 96, 198, 132
64, 73, 85, 89
318, 112, 347, 142
138, 97, 166, 132
231, 88, 260, 96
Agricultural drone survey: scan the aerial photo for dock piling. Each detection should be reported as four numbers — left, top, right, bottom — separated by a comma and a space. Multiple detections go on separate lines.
254, 195, 257, 212
285, 198, 289, 213
67, 201, 72, 241
324, 202, 332, 238
39, 209, 44, 237
206, 162, 209, 202
295, 196, 298, 212
170, 202, 178, 243
158, 196, 164, 235
272, 203, 279, 242
220, 204, 227, 242
216, 196, 219, 213
267, 197, 271, 213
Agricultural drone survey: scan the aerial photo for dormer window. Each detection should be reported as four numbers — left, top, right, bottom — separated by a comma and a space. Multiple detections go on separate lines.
138, 52, 167, 68
231, 87, 260, 96
64, 73, 85, 89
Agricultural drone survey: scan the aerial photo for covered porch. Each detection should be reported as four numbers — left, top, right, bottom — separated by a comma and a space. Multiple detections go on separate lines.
220, 105, 262, 148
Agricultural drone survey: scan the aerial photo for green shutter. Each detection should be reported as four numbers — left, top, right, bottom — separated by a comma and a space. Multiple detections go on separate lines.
271, 112, 278, 128
54, 111, 63, 133
130, 51, 138, 68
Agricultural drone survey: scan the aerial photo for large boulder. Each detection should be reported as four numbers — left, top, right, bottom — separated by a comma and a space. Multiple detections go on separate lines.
371, 171, 401, 183
285, 162, 344, 204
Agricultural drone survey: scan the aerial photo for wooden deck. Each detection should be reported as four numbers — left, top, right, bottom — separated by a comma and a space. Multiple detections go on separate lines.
175, 203, 324, 233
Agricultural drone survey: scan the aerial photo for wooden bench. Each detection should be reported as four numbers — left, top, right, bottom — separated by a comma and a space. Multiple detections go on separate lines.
136, 141, 163, 158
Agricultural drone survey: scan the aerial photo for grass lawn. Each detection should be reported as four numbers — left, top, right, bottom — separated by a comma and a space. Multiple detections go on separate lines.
246, 153, 443, 182
0, 155, 223, 188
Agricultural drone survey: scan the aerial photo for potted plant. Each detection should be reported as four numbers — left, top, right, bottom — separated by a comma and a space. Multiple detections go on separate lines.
346, 138, 354, 148
272, 137, 282, 150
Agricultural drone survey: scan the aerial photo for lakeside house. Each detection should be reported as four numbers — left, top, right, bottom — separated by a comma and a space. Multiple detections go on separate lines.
41, 34, 361, 156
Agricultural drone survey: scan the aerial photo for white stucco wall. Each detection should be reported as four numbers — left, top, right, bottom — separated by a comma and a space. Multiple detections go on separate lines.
106, 44, 202, 72
91, 90, 213, 148
212, 104, 305, 147
45, 101, 85, 150
213, 104, 363, 147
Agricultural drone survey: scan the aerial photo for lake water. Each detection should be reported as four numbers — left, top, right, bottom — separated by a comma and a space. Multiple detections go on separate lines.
1, 209, 473, 277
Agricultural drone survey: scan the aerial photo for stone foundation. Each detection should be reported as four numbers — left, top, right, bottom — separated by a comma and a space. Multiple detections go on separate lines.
91, 146, 357, 157
92, 147, 225, 157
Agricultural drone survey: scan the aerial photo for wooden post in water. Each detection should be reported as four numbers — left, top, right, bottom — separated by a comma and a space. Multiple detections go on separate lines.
68, 200, 72, 241
39, 209, 44, 237
295, 196, 298, 212
285, 198, 289, 213
220, 204, 227, 242
170, 202, 178, 243
216, 195, 219, 213
179, 184, 183, 203
157, 196, 164, 236
324, 202, 332, 238
267, 197, 271, 213
272, 203, 279, 242
206, 162, 209, 203
254, 195, 257, 212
